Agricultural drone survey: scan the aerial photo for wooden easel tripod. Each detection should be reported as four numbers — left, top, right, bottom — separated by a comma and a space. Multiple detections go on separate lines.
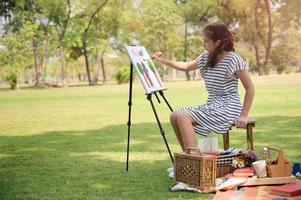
126, 63, 174, 171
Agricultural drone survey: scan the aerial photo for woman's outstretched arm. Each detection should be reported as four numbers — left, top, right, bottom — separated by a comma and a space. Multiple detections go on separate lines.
152, 51, 198, 72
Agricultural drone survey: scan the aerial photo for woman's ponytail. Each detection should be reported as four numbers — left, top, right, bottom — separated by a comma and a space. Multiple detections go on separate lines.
203, 22, 235, 69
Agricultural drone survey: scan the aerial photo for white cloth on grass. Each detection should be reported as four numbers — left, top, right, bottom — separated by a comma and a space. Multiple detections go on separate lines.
167, 167, 174, 174
170, 182, 202, 193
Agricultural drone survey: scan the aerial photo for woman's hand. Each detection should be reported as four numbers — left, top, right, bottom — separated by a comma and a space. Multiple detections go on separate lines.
235, 115, 248, 128
152, 51, 165, 63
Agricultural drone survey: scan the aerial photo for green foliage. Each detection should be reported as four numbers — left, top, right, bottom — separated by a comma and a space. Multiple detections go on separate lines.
5, 70, 18, 89
217, 0, 273, 75
284, 67, 291, 74
273, 33, 300, 73
0, 20, 36, 89
176, 0, 217, 25
114, 67, 133, 84
1, 0, 301, 86
217, 0, 301, 75
133, 0, 183, 78
236, 47, 257, 72
86, 0, 123, 54
277, 0, 301, 26
271, 11, 301, 74
271, 46, 287, 74
137, 0, 180, 53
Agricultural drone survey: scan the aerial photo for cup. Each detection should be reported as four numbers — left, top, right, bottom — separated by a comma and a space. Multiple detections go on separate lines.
252, 160, 267, 178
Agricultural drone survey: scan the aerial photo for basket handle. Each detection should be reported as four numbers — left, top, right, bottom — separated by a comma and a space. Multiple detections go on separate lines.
186, 147, 201, 155
266, 146, 282, 152
266, 146, 286, 164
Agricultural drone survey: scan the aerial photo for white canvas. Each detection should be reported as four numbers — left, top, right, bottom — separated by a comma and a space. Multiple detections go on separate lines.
125, 45, 165, 94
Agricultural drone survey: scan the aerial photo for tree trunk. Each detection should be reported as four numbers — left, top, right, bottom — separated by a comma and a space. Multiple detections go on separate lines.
10, 83, 19, 90
184, 20, 191, 81
82, 0, 108, 86
171, 57, 177, 80
59, 45, 67, 87
100, 55, 106, 84
55, 0, 70, 86
13, 83, 19, 90
93, 54, 101, 85
254, 45, 264, 75
254, 0, 264, 76
82, 33, 92, 85
78, 73, 82, 82
263, 0, 272, 75
9, 75, 19, 90
193, 70, 199, 80
163, 65, 167, 81
33, 38, 45, 88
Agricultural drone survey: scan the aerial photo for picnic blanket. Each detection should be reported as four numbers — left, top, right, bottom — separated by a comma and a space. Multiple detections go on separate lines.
213, 186, 301, 200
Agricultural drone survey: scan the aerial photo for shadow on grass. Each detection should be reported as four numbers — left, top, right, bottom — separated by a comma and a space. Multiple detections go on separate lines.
0, 122, 211, 200
0, 115, 300, 199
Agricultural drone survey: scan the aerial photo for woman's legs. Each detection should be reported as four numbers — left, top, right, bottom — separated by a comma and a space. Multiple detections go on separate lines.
177, 112, 197, 150
170, 111, 185, 151
170, 111, 197, 151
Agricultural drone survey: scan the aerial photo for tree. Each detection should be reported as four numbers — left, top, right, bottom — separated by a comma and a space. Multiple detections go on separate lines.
81, 0, 108, 86
0, 0, 14, 24
89, 0, 124, 84
0, 21, 35, 89
276, 0, 301, 27
272, 0, 301, 73
2, 0, 56, 87
217, 0, 273, 75
43, 0, 71, 87
174, 0, 217, 80
135, 0, 181, 80
271, 12, 301, 74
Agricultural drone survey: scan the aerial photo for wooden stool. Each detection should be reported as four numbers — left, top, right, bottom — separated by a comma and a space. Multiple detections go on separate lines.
223, 117, 256, 150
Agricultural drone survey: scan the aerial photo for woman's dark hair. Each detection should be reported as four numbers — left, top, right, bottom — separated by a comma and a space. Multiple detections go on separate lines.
203, 22, 235, 68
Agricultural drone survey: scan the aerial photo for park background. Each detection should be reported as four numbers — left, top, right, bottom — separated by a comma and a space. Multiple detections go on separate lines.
0, 0, 301, 199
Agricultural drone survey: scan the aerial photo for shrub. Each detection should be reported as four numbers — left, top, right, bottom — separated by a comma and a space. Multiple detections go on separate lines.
276, 65, 287, 74
115, 67, 133, 84
5, 70, 18, 90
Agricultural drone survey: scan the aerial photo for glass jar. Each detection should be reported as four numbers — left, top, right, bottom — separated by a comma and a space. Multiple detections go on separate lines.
261, 147, 271, 164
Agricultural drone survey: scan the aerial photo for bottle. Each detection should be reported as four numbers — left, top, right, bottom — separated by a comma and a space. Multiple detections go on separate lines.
261, 147, 271, 164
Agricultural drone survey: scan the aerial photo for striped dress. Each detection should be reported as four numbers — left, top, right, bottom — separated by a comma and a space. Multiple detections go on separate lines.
178, 51, 247, 137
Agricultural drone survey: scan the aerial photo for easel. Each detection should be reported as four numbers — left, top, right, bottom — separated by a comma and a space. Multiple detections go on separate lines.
126, 62, 174, 171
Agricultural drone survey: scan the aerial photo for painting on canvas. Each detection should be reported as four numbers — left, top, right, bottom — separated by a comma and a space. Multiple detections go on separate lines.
125, 45, 165, 94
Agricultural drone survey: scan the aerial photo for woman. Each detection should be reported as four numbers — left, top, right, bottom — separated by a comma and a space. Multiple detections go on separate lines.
153, 22, 255, 152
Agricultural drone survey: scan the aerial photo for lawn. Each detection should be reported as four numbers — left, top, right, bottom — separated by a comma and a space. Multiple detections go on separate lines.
0, 73, 301, 200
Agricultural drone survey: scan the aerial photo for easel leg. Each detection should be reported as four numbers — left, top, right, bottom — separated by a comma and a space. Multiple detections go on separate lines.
159, 91, 173, 112
126, 63, 134, 171
147, 94, 174, 164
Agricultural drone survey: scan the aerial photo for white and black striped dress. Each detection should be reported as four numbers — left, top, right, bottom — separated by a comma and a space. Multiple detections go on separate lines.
178, 51, 247, 136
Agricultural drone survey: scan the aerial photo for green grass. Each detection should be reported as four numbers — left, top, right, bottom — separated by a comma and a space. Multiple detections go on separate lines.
0, 73, 301, 199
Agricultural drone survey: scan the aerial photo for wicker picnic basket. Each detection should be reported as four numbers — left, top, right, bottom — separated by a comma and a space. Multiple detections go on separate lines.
174, 147, 216, 192
216, 153, 242, 178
